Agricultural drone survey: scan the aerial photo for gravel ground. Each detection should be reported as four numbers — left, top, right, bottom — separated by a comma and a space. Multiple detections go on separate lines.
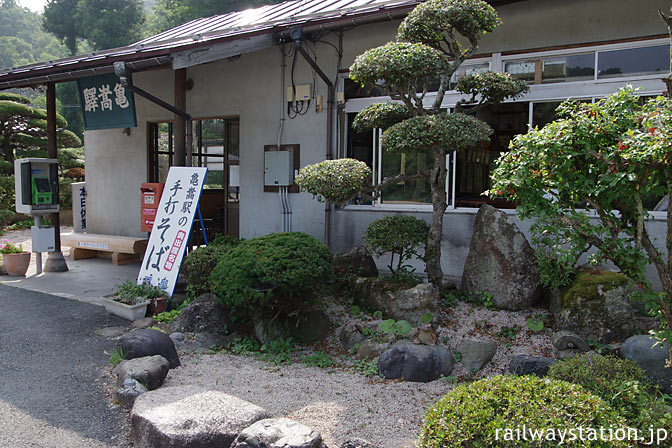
163, 353, 448, 447
163, 300, 555, 447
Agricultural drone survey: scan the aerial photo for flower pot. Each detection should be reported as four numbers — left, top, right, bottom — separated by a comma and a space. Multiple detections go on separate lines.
103, 298, 149, 321
2, 252, 31, 276
147, 297, 169, 315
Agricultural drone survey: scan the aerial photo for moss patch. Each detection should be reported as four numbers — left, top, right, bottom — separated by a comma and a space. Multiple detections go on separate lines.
561, 270, 628, 309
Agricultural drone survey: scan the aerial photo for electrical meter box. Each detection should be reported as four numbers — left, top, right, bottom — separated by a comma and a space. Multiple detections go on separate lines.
264, 151, 293, 186
14, 158, 60, 215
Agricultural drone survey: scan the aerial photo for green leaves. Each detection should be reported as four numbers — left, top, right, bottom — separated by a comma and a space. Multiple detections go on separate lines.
456, 71, 529, 105
378, 319, 413, 336
398, 0, 500, 52
294, 158, 371, 204
382, 113, 492, 154
349, 41, 448, 93
352, 103, 410, 133
364, 215, 428, 273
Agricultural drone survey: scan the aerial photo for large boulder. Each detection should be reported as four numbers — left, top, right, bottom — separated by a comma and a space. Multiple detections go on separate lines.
117, 329, 181, 368
333, 245, 378, 278
171, 293, 235, 335
378, 342, 453, 382
295, 310, 331, 343
621, 335, 672, 393
456, 338, 497, 373
354, 279, 440, 326
113, 355, 170, 390
550, 271, 636, 343
232, 418, 326, 448
131, 385, 270, 448
461, 205, 542, 310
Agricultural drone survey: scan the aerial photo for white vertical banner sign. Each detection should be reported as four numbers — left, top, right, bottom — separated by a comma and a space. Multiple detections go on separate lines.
137, 167, 208, 296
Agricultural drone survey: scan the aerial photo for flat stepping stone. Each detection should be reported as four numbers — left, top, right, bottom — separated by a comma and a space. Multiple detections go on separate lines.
131, 385, 270, 448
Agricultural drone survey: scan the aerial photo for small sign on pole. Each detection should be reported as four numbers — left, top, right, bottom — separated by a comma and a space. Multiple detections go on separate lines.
137, 167, 208, 296
76, 73, 137, 130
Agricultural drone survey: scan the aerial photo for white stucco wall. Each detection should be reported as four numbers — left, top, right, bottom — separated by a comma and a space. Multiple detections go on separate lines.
83, 0, 671, 286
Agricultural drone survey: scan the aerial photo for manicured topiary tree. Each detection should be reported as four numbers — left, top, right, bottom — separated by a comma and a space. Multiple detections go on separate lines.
295, 0, 527, 287
489, 87, 672, 359
0, 92, 80, 163
364, 215, 429, 274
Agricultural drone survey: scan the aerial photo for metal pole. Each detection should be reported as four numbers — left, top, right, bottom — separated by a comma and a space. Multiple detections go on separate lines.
33, 215, 42, 275
43, 82, 68, 272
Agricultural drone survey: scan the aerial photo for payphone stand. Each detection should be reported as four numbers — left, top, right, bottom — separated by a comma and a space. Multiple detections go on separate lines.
14, 158, 61, 275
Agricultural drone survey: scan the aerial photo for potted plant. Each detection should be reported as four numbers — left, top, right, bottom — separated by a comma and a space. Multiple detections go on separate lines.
104, 281, 167, 320
0, 239, 30, 276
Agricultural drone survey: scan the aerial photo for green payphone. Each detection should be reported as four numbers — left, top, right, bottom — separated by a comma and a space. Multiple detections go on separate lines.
14, 158, 59, 214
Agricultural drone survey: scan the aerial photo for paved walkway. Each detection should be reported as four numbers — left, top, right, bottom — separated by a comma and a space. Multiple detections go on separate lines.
0, 285, 131, 447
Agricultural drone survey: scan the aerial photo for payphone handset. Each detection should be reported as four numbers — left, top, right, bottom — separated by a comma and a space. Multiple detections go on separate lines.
14, 158, 60, 215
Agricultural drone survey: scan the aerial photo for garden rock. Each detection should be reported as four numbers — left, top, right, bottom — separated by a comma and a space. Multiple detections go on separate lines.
131, 385, 270, 448
333, 245, 378, 277
355, 280, 440, 326
113, 355, 170, 390
170, 332, 186, 343
339, 322, 366, 351
171, 293, 235, 335
96, 326, 127, 338
232, 418, 325, 448
621, 335, 672, 393
116, 378, 147, 408
130, 317, 157, 331
340, 439, 380, 448
378, 342, 453, 382
456, 338, 497, 372
357, 339, 392, 360
117, 328, 180, 368
551, 330, 590, 351
296, 309, 331, 343
461, 205, 542, 310
509, 355, 555, 377
550, 271, 636, 343
254, 318, 292, 346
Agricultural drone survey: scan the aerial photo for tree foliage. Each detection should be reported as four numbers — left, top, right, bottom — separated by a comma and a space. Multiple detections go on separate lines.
0, 0, 66, 69
294, 158, 371, 204
364, 215, 429, 273
489, 87, 672, 355
0, 93, 81, 163
297, 0, 527, 286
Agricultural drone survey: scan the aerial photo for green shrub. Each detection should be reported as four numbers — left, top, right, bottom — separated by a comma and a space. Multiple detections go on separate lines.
295, 158, 372, 204
0, 209, 15, 228
364, 215, 428, 274
418, 375, 629, 448
0, 175, 14, 211
210, 232, 333, 316
181, 236, 240, 297
547, 354, 672, 435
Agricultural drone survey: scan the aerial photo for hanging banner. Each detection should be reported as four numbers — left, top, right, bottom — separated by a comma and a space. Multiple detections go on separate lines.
137, 167, 208, 296
76, 73, 137, 130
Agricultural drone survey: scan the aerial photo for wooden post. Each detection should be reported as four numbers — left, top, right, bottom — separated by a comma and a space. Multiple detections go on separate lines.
174, 69, 187, 166
44, 82, 68, 272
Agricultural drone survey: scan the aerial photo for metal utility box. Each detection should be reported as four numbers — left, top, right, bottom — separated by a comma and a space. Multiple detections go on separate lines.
140, 182, 165, 232
14, 158, 59, 215
31, 225, 55, 252
264, 151, 293, 186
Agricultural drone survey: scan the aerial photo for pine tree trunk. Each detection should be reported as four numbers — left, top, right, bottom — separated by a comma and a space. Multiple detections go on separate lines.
426, 146, 447, 288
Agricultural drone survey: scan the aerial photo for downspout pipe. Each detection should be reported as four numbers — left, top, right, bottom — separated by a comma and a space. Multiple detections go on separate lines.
293, 32, 334, 247
114, 62, 193, 166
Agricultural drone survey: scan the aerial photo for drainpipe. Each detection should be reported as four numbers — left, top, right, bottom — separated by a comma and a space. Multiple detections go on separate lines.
292, 28, 334, 247
113, 62, 193, 166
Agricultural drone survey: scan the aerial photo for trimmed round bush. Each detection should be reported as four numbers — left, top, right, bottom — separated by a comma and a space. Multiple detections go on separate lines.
418, 375, 630, 448
547, 354, 672, 435
210, 232, 333, 316
295, 158, 371, 204
181, 236, 239, 297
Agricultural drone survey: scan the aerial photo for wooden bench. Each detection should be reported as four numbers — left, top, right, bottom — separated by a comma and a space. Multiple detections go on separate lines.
61, 233, 149, 265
